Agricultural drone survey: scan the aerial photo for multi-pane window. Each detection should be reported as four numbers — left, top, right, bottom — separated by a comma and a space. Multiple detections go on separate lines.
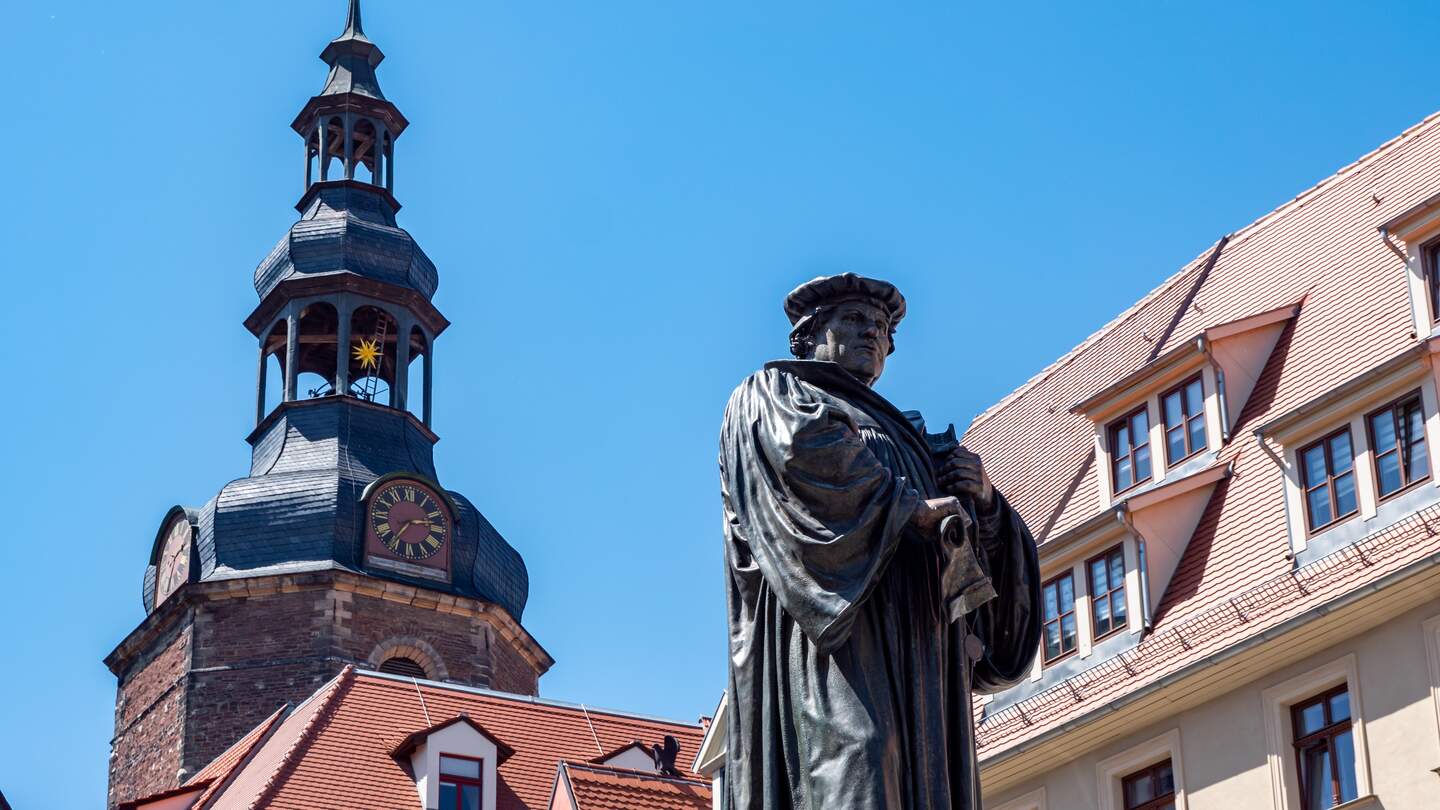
1041, 572, 1077, 663
1292, 686, 1358, 810
1161, 376, 1208, 466
1121, 759, 1176, 810
1367, 392, 1429, 500
1299, 429, 1358, 533
439, 755, 483, 810
1087, 546, 1128, 640
1427, 240, 1440, 322
1109, 406, 1152, 494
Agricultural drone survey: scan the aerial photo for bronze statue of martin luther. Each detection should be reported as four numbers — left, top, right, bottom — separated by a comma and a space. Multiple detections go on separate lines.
719, 273, 1043, 810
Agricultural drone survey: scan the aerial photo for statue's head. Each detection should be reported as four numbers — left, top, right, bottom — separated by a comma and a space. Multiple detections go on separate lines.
785, 273, 906, 387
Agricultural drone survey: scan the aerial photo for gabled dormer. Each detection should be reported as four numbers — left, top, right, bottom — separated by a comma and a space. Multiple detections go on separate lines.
1073, 298, 1300, 506
392, 714, 515, 810
1256, 335, 1440, 565
1381, 192, 1440, 338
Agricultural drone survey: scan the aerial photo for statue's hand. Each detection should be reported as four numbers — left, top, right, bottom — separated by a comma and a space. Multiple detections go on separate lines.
910, 496, 966, 534
938, 446, 995, 512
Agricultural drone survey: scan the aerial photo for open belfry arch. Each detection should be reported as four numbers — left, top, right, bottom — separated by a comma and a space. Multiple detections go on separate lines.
104, 4, 552, 808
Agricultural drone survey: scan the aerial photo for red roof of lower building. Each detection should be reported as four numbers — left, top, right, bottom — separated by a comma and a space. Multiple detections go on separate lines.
560, 762, 712, 810
138, 668, 705, 810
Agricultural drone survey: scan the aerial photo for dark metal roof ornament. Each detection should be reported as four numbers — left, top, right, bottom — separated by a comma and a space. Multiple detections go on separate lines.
649, 735, 682, 778
319, 0, 387, 100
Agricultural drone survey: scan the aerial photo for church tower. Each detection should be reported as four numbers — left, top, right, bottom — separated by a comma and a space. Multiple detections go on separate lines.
104, 4, 552, 806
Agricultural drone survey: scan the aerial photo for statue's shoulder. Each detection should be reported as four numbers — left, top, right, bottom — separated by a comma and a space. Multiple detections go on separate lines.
723, 363, 820, 423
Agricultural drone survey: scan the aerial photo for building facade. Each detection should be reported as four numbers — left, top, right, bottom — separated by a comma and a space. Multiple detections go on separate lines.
104, 4, 552, 807
691, 91, 1440, 810
965, 113, 1440, 808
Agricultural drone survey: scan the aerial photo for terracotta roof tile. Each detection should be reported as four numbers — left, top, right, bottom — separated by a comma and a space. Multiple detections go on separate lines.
190, 670, 704, 810
963, 107, 1440, 756
562, 762, 712, 810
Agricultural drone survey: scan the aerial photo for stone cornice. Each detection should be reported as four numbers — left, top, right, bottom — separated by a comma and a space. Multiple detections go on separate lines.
105, 569, 553, 681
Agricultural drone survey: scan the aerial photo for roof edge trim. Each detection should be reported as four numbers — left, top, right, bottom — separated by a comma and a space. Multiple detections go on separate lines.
1254, 341, 1430, 440
1071, 299, 1303, 419
1125, 460, 1233, 512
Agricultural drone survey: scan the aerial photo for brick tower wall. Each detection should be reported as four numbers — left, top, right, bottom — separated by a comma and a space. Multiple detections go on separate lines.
107, 573, 546, 808
107, 619, 192, 809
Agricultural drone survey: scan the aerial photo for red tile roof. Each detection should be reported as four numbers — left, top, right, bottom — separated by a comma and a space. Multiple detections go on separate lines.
178, 669, 704, 810
561, 762, 712, 810
964, 108, 1440, 757
189, 706, 287, 787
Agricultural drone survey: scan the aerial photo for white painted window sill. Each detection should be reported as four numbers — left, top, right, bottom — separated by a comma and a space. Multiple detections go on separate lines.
1332, 795, 1380, 810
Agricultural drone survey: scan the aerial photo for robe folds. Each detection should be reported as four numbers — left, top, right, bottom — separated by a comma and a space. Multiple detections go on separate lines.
720, 360, 1042, 810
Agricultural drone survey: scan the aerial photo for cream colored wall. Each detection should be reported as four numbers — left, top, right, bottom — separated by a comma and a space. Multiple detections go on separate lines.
983, 599, 1440, 810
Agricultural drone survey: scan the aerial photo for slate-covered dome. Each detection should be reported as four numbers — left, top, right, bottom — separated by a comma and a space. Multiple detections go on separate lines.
254, 184, 439, 300
140, 398, 529, 621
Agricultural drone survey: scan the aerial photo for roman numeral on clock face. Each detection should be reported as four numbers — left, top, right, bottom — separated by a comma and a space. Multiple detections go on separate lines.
370, 480, 449, 562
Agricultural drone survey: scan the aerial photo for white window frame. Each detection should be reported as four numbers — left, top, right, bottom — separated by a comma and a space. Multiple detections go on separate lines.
1094, 365, 1222, 509
1031, 533, 1144, 676
1272, 364, 1440, 556
1259, 654, 1373, 810
989, 786, 1046, 810
1095, 728, 1187, 810
1284, 416, 1374, 539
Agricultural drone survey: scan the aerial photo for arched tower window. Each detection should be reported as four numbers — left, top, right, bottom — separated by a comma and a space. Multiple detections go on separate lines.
381, 129, 395, 191
351, 118, 378, 184
349, 305, 397, 406
368, 638, 448, 681
322, 115, 345, 180
258, 318, 287, 421
407, 326, 430, 425
378, 656, 428, 678
306, 128, 321, 187
296, 302, 339, 399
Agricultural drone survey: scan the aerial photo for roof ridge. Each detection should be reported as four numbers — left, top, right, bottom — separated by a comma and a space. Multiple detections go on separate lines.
246, 666, 356, 810
360, 669, 701, 728
188, 705, 287, 785
192, 706, 289, 810
966, 255, 1209, 431
965, 106, 1440, 435
562, 760, 709, 786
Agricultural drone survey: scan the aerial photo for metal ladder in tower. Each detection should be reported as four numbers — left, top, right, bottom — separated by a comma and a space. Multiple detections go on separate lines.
358, 315, 390, 402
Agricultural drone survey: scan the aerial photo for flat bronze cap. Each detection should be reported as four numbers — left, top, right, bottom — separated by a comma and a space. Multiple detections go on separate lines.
783, 273, 907, 326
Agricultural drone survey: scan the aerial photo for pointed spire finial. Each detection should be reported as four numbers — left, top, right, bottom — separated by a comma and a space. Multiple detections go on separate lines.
342, 0, 365, 39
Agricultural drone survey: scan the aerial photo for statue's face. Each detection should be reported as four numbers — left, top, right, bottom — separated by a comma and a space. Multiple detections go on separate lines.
811, 300, 892, 386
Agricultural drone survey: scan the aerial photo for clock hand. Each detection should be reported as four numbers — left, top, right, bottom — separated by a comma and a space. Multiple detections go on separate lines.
395, 518, 433, 536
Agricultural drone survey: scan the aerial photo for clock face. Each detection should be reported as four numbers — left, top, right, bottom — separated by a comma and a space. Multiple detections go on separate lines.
368, 480, 450, 561
155, 517, 192, 608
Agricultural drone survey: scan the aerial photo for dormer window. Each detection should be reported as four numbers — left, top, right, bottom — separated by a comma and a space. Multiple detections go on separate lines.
1108, 406, 1152, 494
1041, 572, 1078, 663
1087, 546, 1128, 641
1299, 429, 1358, 533
392, 713, 512, 810
1367, 391, 1429, 500
440, 755, 484, 810
1426, 239, 1440, 323
1161, 375, 1207, 467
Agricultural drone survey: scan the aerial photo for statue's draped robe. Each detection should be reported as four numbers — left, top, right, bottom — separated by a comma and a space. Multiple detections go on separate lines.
720, 360, 1042, 810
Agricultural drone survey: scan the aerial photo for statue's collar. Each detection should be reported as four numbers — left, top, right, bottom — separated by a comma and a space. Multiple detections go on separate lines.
764, 360, 922, 439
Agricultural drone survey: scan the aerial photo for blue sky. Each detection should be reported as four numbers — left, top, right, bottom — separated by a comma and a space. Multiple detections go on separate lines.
2, 0, 1438, 806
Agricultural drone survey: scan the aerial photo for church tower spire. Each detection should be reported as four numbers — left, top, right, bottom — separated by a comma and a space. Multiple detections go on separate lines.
293, 0, 407, 191
105, 6, 548, 807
